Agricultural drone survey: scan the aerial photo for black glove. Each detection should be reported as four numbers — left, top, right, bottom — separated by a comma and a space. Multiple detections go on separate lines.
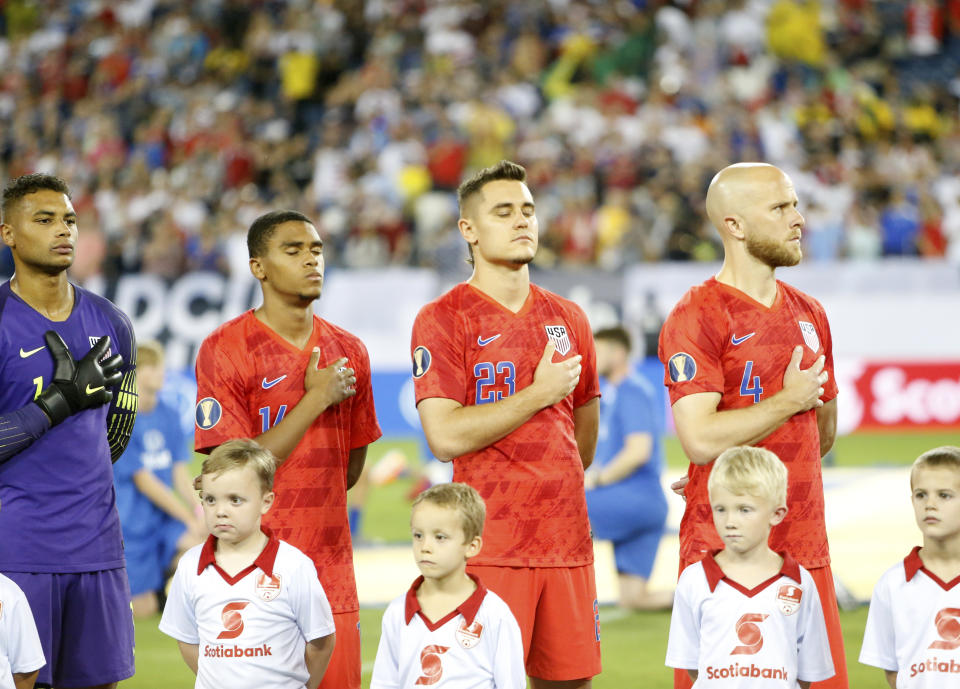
35, 331, 124, 426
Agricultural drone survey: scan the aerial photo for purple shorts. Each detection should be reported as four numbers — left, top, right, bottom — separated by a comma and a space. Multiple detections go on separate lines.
5, 569, 135, 687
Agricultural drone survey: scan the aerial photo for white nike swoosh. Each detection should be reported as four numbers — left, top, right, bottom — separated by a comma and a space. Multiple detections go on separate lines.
20, 346, 44, 358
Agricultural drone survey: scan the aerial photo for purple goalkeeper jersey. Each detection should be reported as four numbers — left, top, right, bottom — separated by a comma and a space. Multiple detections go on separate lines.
0, 281, 135, 572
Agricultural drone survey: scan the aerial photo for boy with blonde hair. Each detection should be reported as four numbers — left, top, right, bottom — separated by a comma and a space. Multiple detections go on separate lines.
159, 439, 335, 689
860, 446, 960, 688
666, 446, 835, 687
372, 483, 525, 688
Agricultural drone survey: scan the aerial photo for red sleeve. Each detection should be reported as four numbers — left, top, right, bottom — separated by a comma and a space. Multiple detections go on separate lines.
348, 338, 382, 449
813, 299, 838, 403
194, 332, 256, 454
411, 301, 467, 405
571, 304, 600, 407
658, 295, 726, 405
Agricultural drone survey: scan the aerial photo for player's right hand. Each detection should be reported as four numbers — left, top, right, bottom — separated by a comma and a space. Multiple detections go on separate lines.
531, 341, 582, 407
34, 331, 124, 426
781, 346, 828, 413
305, 350, 357, 408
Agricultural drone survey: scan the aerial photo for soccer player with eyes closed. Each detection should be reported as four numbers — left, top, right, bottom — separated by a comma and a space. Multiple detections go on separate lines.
411, 160, 601, 688
193, 210, 381, 689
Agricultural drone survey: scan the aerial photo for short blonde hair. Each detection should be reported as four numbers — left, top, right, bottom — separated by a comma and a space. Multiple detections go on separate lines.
911, 446, 960, 489
137, 340, 165, 368
202, 439, 276, 494
412, 482, 486, 543
708, 446, 788, 507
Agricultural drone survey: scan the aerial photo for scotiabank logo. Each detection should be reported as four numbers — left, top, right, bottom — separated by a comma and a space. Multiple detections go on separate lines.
731, 613, 768, 656
217, 601, 249, 640
929, 608, 960, 650
415, 645, 449, 685
836, 360, 960, 432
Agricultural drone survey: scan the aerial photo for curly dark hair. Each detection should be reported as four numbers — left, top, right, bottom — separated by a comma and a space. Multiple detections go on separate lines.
2, 173, 71, 223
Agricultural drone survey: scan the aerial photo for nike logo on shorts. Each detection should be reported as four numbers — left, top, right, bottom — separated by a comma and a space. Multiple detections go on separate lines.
262, 376, 287, 389
20, 346, 44, 358
477, 334, 501, 346
731, 333, 756, 346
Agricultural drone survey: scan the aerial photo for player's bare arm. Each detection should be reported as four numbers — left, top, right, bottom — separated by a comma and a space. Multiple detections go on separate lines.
305, 633, 336, 689
132, 468, 198, 527
816, 398, 838, 458
585, 430, 652, 489
573, 398, 598, 470
177, 641, 199, 675
12, 670, 39, 689
255, 351, 356, 464
672, 346, 828, 465
418, 342, 581, 460
884, 670, 897, 689
346, 446, 367, 489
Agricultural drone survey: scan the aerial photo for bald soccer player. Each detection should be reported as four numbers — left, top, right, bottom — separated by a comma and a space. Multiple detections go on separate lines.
658, 163, 846, 689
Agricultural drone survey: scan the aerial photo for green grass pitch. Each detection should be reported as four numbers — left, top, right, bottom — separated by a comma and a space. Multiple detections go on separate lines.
121, 431, 957, 687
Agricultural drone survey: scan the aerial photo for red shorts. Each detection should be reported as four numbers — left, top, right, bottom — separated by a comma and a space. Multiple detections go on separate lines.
318, 610, 360, 689
673, 558, 848, 689
469, 563, 602, 681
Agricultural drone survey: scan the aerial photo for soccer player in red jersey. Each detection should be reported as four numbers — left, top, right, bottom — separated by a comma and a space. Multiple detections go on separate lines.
193, 210, 381, 689
411, 160, 602, 688
658, 163, 847, 689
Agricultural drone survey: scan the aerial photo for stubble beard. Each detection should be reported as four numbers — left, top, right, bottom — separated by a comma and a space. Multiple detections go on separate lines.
745, 234, 801, 268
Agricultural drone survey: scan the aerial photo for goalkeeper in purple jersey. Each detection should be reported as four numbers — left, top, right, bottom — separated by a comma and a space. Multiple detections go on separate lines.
0, 174, 137, 689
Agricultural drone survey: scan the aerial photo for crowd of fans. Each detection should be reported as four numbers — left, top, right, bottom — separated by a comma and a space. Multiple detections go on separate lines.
1, 0, 959, 283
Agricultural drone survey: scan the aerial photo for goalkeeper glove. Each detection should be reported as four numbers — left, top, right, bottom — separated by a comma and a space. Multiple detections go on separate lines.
35, 331, 124, 426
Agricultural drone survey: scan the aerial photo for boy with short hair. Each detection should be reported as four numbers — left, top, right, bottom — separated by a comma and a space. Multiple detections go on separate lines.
159, 439, 336, 689
666, 446, 835, 688
860, 445, 960, 689
371, 483, 525, 688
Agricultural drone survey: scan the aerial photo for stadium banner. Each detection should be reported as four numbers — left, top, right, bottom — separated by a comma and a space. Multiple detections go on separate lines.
835, 359, 960, 433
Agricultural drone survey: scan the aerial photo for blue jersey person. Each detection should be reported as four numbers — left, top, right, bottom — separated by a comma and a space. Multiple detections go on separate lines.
585, 326, 673, 610
113, 340, 203, 617
0, 174, 137, 689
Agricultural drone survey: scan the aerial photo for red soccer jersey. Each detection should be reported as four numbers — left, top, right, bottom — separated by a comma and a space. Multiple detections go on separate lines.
658, 278, 838, 569
411, 283, 600, 568
194, 310, 382, 613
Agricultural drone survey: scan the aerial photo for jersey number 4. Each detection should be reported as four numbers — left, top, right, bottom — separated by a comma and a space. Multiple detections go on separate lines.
474, 361, 516, 404
739, 361, 763, 404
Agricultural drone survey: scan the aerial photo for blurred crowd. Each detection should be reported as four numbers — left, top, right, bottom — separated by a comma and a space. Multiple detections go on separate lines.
1, 0, 959, 283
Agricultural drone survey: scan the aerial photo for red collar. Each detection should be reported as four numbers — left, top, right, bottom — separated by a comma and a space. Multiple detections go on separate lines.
197, 527, 281, 585
403, 573, 487, 631
702, 550, 802, 596
904, 546, 960, 590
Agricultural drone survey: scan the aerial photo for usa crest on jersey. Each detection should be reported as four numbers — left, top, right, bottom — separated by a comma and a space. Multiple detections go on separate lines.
89, 335, 112, 359
798, 321, 820, 352
455, 620, 483, 649
545, 325, 571, 355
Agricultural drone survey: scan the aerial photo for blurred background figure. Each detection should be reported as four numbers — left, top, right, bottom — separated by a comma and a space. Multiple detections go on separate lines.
585, 326, 672, 611
113, 340, 204, 617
